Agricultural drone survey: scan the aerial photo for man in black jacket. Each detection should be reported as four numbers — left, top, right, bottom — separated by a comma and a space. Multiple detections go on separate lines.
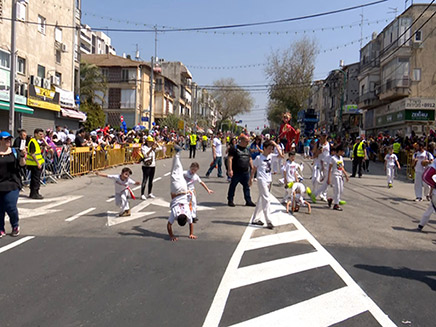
227, 134, 256, 207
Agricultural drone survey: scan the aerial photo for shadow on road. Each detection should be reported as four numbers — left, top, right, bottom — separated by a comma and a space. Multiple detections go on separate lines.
212, 220, 248, 227
355, 264, 436, 291
119, 226, 168, 240
199, 201, 228, 207
392, 226, 436, 234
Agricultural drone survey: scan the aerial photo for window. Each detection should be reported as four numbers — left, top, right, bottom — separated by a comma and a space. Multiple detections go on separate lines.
121, 69, 129, 82
16, 2, 26, 21
55, 27, 62, 43
0, 49, 10, 69
0, 0, 3, 22
17, 57, 25, 74
414, 30, 422, 42
55, 49, 61, 64
413, 68, 421, 82
121, 89, 135, 108
38, 15, 46, 34
101, 68, 109, 80
37, 65, 45, 78
55, 72, 62, 85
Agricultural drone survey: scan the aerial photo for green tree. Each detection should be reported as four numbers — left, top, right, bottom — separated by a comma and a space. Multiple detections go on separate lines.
80, 102, 106, 131
265, 37, 317, 126
158, 113, 181, 132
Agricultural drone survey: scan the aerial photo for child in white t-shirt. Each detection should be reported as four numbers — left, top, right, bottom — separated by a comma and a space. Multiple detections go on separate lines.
286, 182, 312, 214
384, 146, 401, 188
327, 145, 349, 211
96, 167, 140, 217
251, 140, 284, 229
183, 162, 214, 223
283, 152, 299, 203
413, 142, 434, 201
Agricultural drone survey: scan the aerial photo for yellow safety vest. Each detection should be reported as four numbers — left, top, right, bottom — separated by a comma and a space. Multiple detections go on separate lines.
133, 137, 140, 143
202, 135, 207, 141
26, 138, 45, 166
393, 142, 401, 154
190, 134, 197, 145
353, 142, 365, 158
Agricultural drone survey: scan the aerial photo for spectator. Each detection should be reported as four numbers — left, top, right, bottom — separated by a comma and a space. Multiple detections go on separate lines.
75, 129, 87, 147
206, 131, 224, 178
140, 136, 162, 200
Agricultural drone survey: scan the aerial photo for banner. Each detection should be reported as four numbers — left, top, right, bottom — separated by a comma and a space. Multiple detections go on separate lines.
27, 85, 60, 111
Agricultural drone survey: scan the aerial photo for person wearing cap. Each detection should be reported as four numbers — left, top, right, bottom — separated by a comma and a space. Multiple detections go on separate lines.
227, 134, 256, 207
26, 128, 45, 199
140, 135, 162, 200
0, 131, 26, 237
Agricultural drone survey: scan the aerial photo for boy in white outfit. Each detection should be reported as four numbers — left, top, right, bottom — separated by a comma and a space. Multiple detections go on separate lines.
184, 162, 214, 223
286, 181, 312, 214
283, 152, 299, 203
314, 133, 330, 202
96, 168, 140, 217
384, 146, 401, 188
413, 142, 433, 201
167, 149, 196, 241
251, 140, 284, 229
327, 145, 349, 211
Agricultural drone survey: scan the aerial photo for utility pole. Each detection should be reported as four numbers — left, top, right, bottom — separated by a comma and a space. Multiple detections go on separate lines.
149, 55, 154, 130
9, 0, 17, 134
193, 84, 197, 133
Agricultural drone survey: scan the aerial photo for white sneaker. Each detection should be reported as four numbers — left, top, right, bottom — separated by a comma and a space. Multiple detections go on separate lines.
148, 193, 156, 199
320, 195, 328, 202
141, 195, 147, 200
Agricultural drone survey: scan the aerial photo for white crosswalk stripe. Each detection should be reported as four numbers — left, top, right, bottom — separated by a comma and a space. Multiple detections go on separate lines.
203, 194, 396, 327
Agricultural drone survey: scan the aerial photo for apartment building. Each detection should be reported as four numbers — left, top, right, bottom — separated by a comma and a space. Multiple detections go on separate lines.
82, 54, 152, 128
196, 87, 218, 129
80, 24, 116, 56
358, 4, 436, 136
153, 73, 177, 120
0, 0, 84, 132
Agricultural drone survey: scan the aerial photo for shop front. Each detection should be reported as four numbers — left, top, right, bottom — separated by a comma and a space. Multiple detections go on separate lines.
55, 86, 86, 131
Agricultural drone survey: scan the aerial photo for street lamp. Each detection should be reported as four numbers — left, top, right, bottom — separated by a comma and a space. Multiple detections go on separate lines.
331, 69, 347, 137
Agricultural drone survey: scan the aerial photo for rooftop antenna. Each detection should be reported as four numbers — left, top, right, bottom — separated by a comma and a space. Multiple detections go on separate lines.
387, 7, 398, 19
135, 44, 140, 60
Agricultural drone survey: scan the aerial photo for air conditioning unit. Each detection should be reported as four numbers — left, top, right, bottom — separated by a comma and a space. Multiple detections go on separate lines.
61, 43, 68, 52
30, 75, 42, 87
51, 75, 60, 86
42, 78, 51, 90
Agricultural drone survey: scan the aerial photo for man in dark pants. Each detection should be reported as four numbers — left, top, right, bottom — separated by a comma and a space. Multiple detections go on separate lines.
189, 132, 197, 159
26, 128, 45, 199
227, 134, 256, 207
351, 136, 366, 178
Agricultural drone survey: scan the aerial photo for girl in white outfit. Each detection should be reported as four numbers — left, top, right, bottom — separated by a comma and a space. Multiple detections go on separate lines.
251, 140, 284, 229
384, 147, 401, 188
327, 146, 349, 211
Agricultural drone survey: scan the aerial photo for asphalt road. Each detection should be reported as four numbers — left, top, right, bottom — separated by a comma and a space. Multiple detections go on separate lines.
0, 148, 434, 326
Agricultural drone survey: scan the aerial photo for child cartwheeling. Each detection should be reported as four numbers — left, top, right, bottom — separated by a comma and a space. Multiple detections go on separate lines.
286, 181, 312, 214
167, 149, 196, 241
251, 140, 284, 229
184, 162, 214, 223
96, 167, 140, 217
283, 151, 299, 203
384, 146, 401, 188
327, 145, 349, 211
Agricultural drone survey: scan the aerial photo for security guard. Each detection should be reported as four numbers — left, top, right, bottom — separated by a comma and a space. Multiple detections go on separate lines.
189, 132, 198, 159
202, 134, 208, 152
26, 128, 45, 199
351, 136, 366, 178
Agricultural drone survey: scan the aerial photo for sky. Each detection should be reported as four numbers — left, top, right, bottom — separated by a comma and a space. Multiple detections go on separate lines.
81, 0, 423, 131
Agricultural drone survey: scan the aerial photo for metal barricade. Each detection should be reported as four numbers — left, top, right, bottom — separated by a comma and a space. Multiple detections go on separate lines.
406, 150, 414, 180
106, 145, 126, 167
70, 147, 93, 176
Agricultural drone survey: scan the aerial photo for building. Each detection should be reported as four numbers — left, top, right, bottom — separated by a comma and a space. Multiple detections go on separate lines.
196, 87, 218, 129
0, 0, 84, 133
80, 24, 116, 56
308, 80, 325, 129
358, 4, 436, 136
82, 54, 153, 128
153, 73, 177, 121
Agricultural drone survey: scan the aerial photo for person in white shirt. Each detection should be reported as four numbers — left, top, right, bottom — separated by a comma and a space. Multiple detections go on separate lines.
413, 142, 433, 201
167, 148, 196, 241
283, 152, 299, 203
418, 161, 436, 231
206, 131, 223, 178
96, 167, 140, 217
286, 182, 312, 214
184, 162, 214, 223
384, 146, 401, 188
271, 139, 284, 175
314, 133, 330, 202
327, 145, 349, 211
140, 135, 162, 200
250, 140, 284, 229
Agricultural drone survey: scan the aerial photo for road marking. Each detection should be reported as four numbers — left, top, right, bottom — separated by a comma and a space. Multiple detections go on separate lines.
107, 211, 156, 226
0, 236, 35, 254
153, 177, 162, 182
164, 172, 171, 176
18, 196, 83, 219
202, 194, 396, 327
65, 208, 96, 222
106, 198, 115, 202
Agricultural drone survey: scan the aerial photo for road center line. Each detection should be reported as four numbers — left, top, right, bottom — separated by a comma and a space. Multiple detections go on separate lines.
65, 208, 96, 222
164, 172, 171, 176
153, 177, 162, 182
0, 236, 35, 254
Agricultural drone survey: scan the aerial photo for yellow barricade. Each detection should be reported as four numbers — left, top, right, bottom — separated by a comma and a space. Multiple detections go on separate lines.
70, 147, 93, 176
406, 150, 414, 180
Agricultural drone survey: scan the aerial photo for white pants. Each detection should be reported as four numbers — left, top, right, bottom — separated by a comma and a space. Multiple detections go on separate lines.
386, 167, 395, 185
272, 156, 282, 174
252, 180, 272, 224
188, 190, 197, 218
312, 165, 321, 195
171, 153, 188, 195
283, 187, 292, 203
315, 166, 329, 199
332, 175, 343, 205
304, 146, 310, 157
414, 170, 430, 198
115, 191, 129, 212
420, 202, 434, 227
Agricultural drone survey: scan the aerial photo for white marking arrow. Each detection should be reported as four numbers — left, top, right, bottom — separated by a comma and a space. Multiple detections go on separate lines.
18, 195, 83, 219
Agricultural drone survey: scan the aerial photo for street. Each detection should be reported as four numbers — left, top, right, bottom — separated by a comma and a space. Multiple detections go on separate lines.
0, 149, 435, 327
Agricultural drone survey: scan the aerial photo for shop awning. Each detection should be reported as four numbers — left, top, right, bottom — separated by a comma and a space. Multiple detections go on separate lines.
0, 100, 34, 114
60, 108, 87, 121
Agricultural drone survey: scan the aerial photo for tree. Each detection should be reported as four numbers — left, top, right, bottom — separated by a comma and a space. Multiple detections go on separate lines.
265, 37, 317, 126
158, 114, 181, 132
211, 78, 253, 124
80, 102, 106, 131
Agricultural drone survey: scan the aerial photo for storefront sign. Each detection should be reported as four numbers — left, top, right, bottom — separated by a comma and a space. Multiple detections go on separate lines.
376, 109, 434, 127
404, 98, 436, 110
344, 104, 359, 113
27, 85, 60, 111
405, 109, 435, 121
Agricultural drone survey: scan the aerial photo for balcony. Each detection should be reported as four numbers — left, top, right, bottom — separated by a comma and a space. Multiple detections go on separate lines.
378, 78, 410, 101
358, 91, 381, 109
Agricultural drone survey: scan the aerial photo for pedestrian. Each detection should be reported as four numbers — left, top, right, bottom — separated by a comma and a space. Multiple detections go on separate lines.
167, 148, 196, 241
250, 140, 283, 229
224, 137, 238, 182
140, 135, 162, 200
351, 136, 366, 178
384, 146, 401, 188
313, 132, 330, 202
227, 134, 256, 207
26, 128, 45, 199
206, 131, 223, 178
285, 182, 312, 215
0, 131, 26, 237
272, 138, 284, 175
189, 132, 198, 159
413, 142, 433, 201
184, 162, 214, 223
303, 137, 311, 159
201, 134, 208, 152
95, 167, 140, 217
327, 145, 349, 211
